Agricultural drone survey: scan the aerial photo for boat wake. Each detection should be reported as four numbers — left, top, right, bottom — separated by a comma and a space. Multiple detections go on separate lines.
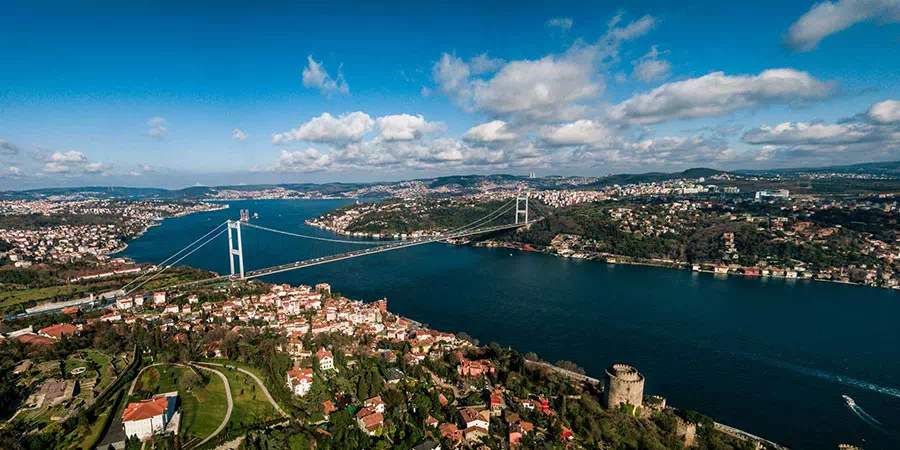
848, 402, 883, 429
738, 352, 900, 400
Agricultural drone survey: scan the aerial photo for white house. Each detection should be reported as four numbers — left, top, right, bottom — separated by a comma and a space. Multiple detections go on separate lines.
122, 392, 178, 440
286, 366, 313, 396
316, 347, 335, 371
153, 292, 167, 305
458, 408, 490, 430
134, 295, 144, 307
116, 297, 133, 310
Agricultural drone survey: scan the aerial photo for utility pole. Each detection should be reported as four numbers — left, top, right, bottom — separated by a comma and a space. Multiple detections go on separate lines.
227, 220, 244, 279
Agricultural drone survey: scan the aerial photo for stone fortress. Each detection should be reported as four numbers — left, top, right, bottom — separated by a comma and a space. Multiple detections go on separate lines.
604, 363, 645, 410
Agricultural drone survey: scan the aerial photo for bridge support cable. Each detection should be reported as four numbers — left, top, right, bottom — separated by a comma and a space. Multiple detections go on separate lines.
241, 222, 409, 245
124, 227, 228, 296
528, 200, 548, 221
240, 199, 519, 249
440, 199, 518, 235
121, 221, 228, 292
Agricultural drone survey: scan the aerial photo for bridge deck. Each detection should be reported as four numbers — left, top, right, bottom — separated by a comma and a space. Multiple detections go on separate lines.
244, 219, 539, 279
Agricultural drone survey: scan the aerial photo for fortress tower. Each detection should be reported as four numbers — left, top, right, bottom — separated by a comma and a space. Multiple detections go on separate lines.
604, 363, 645, 410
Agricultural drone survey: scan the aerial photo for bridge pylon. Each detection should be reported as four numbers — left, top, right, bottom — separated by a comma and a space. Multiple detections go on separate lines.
516, 195, 529, 224
227, 220, 245, 279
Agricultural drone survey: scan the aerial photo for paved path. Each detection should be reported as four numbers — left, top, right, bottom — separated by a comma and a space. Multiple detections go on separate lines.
188, 364, 234, 450
195, 362, 289, 418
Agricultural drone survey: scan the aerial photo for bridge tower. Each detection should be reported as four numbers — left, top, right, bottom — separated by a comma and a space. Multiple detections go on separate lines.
516, 195, 529, 224
227, 220, 245, 279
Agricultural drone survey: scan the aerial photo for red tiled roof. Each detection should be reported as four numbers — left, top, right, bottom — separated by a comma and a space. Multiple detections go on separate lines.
16, 333, 56, 346
39, 323, 78, 339
122, 396, 168, 422
360, 412, 383, 430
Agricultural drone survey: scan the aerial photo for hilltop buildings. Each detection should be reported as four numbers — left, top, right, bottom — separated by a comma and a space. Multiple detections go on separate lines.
122, 392, 179, 440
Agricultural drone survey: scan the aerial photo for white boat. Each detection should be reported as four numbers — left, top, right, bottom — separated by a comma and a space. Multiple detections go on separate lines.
842, 395, 855, 407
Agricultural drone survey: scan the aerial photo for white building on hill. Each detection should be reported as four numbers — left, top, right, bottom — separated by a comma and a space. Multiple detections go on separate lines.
122, 391, 178, 440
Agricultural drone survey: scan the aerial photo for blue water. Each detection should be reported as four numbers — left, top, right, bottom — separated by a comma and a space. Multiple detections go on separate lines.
122, 200, 900, 449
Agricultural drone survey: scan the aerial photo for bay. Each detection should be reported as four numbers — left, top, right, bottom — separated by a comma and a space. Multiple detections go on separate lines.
121, 199, 900, 449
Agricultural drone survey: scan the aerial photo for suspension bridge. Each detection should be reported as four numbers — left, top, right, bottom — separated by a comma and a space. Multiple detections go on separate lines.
3, 197, 542, 319
1, 197, 542, 318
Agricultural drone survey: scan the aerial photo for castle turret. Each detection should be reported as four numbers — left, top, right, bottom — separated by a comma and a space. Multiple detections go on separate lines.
604, 363, 645, 410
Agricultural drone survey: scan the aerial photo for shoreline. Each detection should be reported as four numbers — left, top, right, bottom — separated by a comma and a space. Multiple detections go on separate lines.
111, 202, 229, 258
472, 239, 900, 293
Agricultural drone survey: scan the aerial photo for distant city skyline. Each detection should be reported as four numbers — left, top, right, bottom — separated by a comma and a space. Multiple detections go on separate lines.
2, 0, 899, 189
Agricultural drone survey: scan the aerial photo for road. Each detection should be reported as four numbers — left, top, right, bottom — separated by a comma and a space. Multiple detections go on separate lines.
241, 220, 539, 280
188, 364, 234, 450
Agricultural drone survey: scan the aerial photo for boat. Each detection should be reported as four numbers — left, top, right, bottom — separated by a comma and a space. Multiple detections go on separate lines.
842, 395, 856, 407
252, 212, 259, 219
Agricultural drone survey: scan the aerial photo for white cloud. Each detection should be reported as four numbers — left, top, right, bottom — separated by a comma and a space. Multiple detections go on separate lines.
49, 151, 87, 163
3, 166, 21, 177
83, 162, 109, 174
43, 162, 72, 173
302, 56, 350, 96
610, 69, 837, 125
541, 120, 618, 147
463, 120, 519, 143
631, 46, 671, 83
274, 148, 332, 172
232, 128, 248, 141
433, 14, 656, 122
272, 112, 374, 145
741, 122, 887, 145
375, 114, 444, 141
433, 53, 472, 101
469, 56, 600, 121
607, 13, 657, 41
787, 0, 900, 51
469, 53, 504, 75
0, 138, 20, 155
867, 99, 900, 124
546, 17, 574, 32
738, 100, 900, 166
146, 117, 169, 139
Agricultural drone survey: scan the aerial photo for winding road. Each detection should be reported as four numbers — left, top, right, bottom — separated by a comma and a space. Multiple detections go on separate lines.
188, 363, 234, 449
195, 361, 289, 418
123, 363, 234, 450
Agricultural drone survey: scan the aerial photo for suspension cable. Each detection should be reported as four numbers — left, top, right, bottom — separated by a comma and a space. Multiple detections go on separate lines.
529, 200, 549, 220
241, 222, 407, 245
125, 227, 227, 296
443, 198, 517, 234
121, 221, 228, 291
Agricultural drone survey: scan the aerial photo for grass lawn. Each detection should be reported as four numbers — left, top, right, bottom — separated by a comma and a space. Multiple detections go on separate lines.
218, 366, 278, 430
135, 366, 228, 441
79, 403, 113, 450
0, 284, 79, 309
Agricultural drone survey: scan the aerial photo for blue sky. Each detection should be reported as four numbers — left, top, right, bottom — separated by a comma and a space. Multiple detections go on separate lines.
1, 0, 899, 189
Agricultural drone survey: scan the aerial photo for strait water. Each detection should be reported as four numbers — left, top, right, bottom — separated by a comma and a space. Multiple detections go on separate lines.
122, 200, 900, 449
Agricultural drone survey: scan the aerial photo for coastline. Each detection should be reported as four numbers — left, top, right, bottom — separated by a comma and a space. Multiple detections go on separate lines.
110, 202, 229, 258
470, 238, 900, 293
